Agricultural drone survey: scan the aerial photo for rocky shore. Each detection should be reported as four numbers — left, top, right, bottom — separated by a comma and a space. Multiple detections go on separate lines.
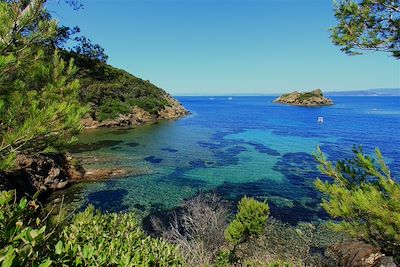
0, 153, 84, 197
0, 95, 189, 197
274, 89, 333, 106
82, 94, 190, 128
0, 153, 139, 197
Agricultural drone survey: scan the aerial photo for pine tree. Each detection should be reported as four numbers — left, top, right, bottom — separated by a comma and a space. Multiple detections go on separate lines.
314, 146, 400, 261
0, 0, 87, 171
330, 0, 400, 59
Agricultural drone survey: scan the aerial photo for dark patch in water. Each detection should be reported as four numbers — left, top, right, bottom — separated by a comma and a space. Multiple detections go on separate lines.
157, 167, 208, 188
213, 146, 247, 167
161, 147, 178, 153
226, 146, 247, 155
87, 189, 129, 212
273, 152, 323, 187
214, 179, 328, 225
189, 159, 207, 168
70, 140, 123, 153
247, 142, 280, 156
110, 146, 122, 151
197, 141, 223, 150
126, 142, 140, 148
111, 128, 133, 135
144, 156, 163, 164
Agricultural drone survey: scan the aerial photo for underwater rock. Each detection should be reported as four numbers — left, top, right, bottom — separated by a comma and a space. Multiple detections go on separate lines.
83, 168, 130, 181
144, 156, 163, 164
69, 140, 123, 153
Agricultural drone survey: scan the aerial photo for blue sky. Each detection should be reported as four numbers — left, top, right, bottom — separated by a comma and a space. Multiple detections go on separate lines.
47, 0, 400, 95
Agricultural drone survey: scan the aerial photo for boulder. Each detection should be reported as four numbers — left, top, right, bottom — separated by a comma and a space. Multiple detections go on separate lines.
0, 153, 85, 196
328, 241, 397, 267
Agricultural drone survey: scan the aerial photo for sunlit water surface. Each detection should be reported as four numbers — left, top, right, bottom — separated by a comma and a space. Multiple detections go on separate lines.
56, 96, 400, 224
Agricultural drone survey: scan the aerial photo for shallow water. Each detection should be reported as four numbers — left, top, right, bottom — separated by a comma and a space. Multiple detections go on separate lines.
61, 96, 400, 224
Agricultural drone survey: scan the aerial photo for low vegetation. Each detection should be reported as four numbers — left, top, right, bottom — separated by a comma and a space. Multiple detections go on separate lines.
0, 190, 183, 266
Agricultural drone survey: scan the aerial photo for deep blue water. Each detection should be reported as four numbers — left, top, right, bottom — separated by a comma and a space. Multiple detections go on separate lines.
65, 96, 400, 224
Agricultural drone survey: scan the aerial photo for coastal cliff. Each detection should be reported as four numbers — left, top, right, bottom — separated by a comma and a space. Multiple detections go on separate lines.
274, 89, 333, 106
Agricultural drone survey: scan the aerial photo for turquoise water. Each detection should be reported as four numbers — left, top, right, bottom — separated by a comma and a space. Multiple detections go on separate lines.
63, 96, 400, 224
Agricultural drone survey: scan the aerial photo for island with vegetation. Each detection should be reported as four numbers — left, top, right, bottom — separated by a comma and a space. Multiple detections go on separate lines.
0, 0, 399, 266
274, 89, 333, 106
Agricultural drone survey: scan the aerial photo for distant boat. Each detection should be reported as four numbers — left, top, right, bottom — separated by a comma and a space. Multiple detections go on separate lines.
209, 97, 215, 100
228, 97, 233, 100
318, 116, 324, 123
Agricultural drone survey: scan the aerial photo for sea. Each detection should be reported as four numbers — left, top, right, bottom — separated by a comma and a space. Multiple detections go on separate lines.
60, 96, 400, 225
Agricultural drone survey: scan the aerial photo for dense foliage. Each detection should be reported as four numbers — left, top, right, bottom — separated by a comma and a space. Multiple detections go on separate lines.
0, 0, 87, 171
69, 55, 170, 121
314, 146, 400, 262
0, 190, 52, 266
55, 205, 183, 266
225, 197, 270, 246
331, 0, 400, 59
0, 190, 183, 267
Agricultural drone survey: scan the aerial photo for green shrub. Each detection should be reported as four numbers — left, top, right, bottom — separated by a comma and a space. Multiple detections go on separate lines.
98, 98, 131, 121
54, 205, 183, 266
225, 197, 270, 246
224, 197, 269, 264
314, 146, 400, 262
0, 190, 53, 267
130, 97, 169, 115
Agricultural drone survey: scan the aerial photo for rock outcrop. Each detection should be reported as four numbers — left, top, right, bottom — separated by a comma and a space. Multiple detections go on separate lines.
327, 241, 397, 267
274, 89, 333, 106
0, 153, 85, 197
82, 94, 189, 128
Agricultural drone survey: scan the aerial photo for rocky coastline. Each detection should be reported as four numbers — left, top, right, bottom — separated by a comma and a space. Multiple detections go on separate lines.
274, 89, 333, 106
82, 94, 190, 128
0, 94, 189, 198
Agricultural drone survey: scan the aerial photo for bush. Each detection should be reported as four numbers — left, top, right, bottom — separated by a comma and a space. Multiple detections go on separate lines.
55, 205, 183, 266
224, 197, 270, 264
225, 197, 269, 246
1, 190, 184, 266
0, 190, 53, 266
98, 98, 131, 121
314, 146, 400, 262
152, 193, 229, 266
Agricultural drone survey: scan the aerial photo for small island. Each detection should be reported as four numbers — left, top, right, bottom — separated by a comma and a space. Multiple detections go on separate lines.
274, 89, 333, 106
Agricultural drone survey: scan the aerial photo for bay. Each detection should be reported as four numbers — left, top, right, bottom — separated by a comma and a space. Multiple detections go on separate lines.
62, 96, 400, 224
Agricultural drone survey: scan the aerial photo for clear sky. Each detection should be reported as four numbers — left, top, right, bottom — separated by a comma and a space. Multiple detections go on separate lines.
47, 0, 400, 95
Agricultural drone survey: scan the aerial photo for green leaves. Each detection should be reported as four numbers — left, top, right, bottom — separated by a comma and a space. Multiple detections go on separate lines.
0, 191, 52, 267
53, 205, 183, 266
0, 1, 88, 172
330, 0, 399, 59
225, 197, 270, 246
314, 146, 400, 261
